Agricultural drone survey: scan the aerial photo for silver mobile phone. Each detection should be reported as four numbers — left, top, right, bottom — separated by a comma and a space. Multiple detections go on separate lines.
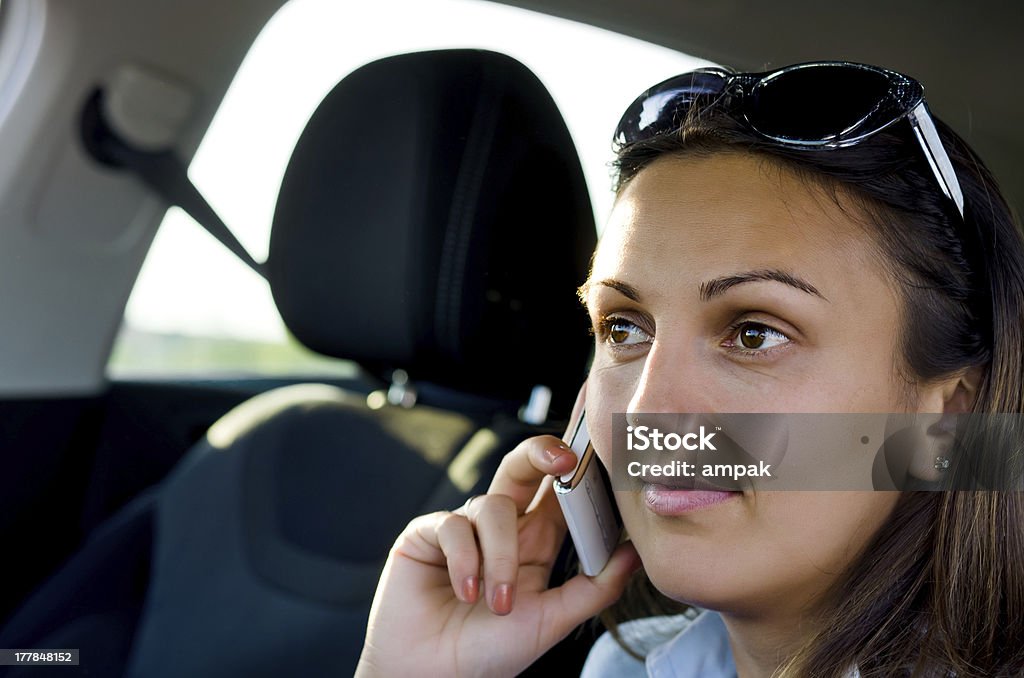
553, 412, 623, 576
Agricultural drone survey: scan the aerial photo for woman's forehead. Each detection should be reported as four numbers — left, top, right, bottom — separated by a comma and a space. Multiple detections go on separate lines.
593, 153, 881, 292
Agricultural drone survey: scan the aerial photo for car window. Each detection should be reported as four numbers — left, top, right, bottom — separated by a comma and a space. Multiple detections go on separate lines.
107, 0, 709, 379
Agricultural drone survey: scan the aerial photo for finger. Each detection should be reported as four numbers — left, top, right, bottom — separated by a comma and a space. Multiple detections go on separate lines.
524, 471, 566, 516
467, 494, 520, 615
535, 542, 642, 646
391, 511, 449, 566
435, 512, 481, 604
487, 436, 578, 512
524, 383, 588, 515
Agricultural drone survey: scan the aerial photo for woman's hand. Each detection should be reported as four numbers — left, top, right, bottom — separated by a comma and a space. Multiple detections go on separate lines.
355, 398, 640, 678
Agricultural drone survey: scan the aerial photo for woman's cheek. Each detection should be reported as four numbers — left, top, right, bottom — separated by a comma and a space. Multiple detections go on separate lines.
586, 361, 639, 467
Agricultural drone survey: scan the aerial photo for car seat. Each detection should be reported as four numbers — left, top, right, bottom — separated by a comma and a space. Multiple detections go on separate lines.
0, 49, 596, 677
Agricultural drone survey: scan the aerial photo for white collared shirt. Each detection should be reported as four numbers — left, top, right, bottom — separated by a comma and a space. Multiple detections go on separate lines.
581, 610, 735, 678
580, 611, 859, 678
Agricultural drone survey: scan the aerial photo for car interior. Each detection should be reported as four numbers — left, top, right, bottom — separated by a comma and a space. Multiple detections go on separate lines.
0, 1, 1020, 676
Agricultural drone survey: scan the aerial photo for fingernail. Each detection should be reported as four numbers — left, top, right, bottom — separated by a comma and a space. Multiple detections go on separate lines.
462, 576, 478, 603
492, 583, 514, 615
543, 447, 566, 464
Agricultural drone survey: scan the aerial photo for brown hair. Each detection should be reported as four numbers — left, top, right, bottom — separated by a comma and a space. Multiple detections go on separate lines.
602, 95, 1024, 676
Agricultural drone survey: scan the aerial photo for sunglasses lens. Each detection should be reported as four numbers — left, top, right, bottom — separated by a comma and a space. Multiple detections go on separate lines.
748, 65, 899, 142
615, 71, 728, 144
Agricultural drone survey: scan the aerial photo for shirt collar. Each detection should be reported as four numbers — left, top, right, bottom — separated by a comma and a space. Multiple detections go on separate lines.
645, 610, 737, 678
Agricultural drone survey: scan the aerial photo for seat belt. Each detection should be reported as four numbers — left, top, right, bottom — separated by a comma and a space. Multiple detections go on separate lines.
80, 89, 267, 280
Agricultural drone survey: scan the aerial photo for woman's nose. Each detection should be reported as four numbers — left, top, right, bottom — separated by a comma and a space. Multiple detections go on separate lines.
626, 338, 713, 415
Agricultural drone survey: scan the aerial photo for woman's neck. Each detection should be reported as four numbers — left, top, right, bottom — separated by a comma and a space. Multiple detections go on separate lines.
720, 609, 816, 678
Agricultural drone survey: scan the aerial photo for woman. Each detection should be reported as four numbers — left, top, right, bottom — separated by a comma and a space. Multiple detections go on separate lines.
356, 62, 1024, 677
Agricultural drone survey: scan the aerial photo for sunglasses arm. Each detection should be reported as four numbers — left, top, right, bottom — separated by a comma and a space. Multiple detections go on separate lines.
908, 102, 965, 219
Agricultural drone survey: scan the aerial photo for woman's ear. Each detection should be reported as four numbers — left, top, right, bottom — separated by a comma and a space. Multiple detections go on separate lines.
941, 365, 983, 415
915, 365, 983, 415
902, 413, 954, 484
904, 366, 983, 484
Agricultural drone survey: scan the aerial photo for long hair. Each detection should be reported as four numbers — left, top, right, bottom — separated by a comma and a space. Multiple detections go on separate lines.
604, 94, 1024, 676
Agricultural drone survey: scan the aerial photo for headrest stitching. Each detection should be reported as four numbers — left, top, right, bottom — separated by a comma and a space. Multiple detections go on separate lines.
434, 76, 504, 357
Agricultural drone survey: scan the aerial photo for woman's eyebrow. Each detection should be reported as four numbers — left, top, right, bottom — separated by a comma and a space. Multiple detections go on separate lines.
699, 269, 828, 302
577, 278, 641, 303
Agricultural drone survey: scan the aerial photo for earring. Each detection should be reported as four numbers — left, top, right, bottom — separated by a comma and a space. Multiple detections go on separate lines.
934, 456, 951, 470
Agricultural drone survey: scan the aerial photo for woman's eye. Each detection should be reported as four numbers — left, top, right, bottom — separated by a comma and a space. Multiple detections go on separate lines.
730, 322, 790, 351
597, 317, 650, 346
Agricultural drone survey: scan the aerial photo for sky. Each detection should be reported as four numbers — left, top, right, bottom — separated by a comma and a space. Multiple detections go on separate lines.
123, 0, 707, 343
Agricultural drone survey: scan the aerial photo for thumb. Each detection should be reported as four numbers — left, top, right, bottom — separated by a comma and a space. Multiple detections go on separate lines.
535, 542, 642, 646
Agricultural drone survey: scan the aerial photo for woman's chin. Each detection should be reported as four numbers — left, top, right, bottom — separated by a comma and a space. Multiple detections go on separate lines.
632, 536, 745, 610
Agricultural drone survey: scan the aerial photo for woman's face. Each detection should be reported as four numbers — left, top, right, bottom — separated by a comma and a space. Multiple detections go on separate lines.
584, 152, 909, 617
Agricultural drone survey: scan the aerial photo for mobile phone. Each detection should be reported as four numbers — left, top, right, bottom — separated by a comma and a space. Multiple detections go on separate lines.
553, 411, 623, 576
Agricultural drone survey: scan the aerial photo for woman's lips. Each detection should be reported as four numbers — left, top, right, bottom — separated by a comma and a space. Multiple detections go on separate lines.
643, 483, 740, 515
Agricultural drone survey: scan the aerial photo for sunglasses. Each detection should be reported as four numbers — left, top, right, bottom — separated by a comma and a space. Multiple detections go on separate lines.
614, 61, 964, 219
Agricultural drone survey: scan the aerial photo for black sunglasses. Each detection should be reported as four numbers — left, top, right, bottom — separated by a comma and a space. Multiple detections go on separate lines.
614, 61, 964, 219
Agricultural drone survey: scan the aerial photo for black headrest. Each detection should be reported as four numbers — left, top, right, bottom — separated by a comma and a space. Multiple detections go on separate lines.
268, 50, 596, 404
